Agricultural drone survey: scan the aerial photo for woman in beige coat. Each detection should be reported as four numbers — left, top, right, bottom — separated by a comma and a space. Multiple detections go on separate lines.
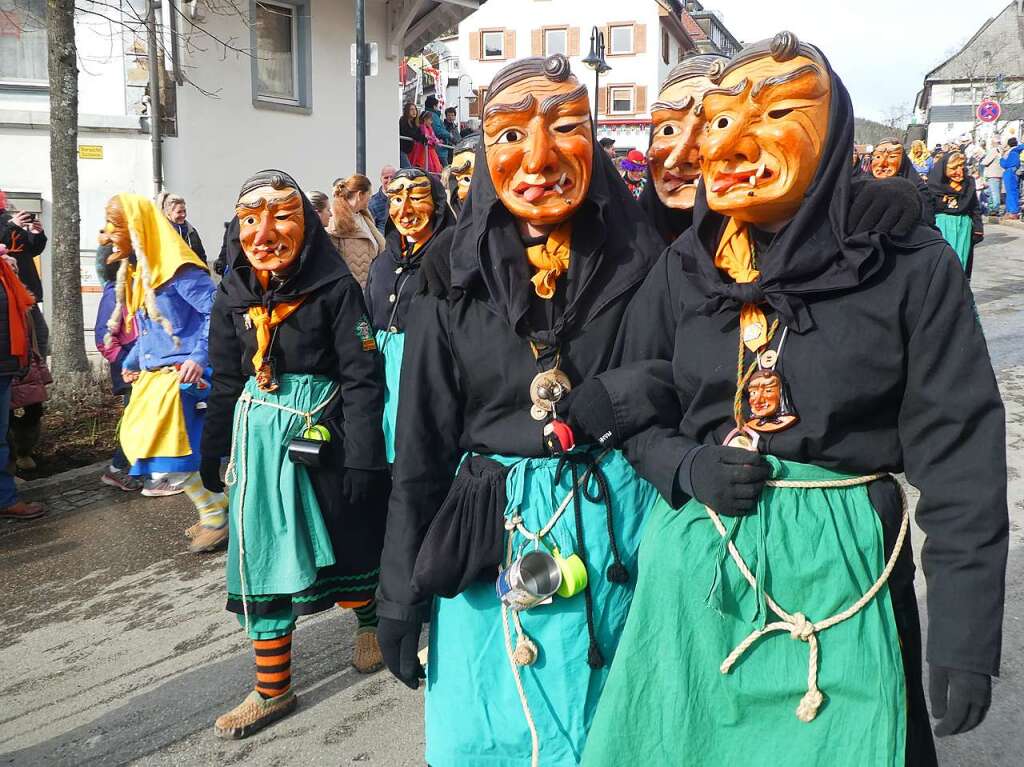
328, 174, 386, 287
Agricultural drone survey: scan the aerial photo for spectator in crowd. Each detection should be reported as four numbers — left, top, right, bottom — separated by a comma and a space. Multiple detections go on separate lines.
94, 243, 143, 491
308, 191, 331, 227
598, 136, 616, 160
409, 108, 444, 173
423, 96, 456, 164
212, 220, 236, 278
368, 165, 396, 232
0, 243, 44, 521
442, 107, 460, 163
327, 174, 386, 288
100, 193, 227, 553
159, 192, 208, 264
1000, 137, 1023, 219
399, 102, 420, 169
620, 149, 648, 199
0, 190, 49, 473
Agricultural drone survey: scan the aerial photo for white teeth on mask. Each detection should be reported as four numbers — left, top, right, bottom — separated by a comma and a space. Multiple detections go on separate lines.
757, 162, 766, 178
749, 175, 757, 187
558, 172, 568, 186
554, 184, 564, 195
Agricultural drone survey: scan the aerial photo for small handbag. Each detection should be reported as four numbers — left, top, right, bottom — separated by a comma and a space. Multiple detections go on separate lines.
10, 313, 52, 410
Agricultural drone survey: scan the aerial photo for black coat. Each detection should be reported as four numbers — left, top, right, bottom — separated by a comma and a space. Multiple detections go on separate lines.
377, 141, 663, 623
0, 211, 46, 300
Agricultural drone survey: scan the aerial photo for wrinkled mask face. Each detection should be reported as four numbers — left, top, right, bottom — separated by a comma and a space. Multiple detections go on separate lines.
946, 153, 965, 185
748, 371, 782, 419
99, 197, 133, 262
649, 76, 715, 210
451, 150, 476, 203
484, 74, 593, 226
387, 175, 435, 243
701, 54, 831, 225
235, 185, 305, 272
871, 142, 904, 178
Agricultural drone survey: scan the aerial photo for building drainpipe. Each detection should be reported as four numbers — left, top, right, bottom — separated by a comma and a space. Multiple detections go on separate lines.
355, 0, 367, 174
147, 0, 163, 196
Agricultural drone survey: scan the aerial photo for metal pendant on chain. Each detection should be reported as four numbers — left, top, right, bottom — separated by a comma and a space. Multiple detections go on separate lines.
529, 368, 571, 421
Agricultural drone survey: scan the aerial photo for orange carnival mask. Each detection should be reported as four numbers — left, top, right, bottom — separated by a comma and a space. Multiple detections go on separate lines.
99, 196, 134, 262
700, 38, 832, 226
387, 171, 435, 244
236, 181, 305, 272
649, 56, 726, 210
946, 152, 966, 185
483, 55, 593, 226
451, 149, 476, 203
871, 141, 905, 179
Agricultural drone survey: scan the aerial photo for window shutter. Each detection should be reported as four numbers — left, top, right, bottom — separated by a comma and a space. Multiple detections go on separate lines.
568, 27, 580, 56
634, 24, 646, 54
505, 29, 516, 59
469, 90, 480, 117
635, 85, 647, 113
598, 86, 607, 117
532, 28, 543, 56
469, 31, 481, 61
604, 25, 611, 53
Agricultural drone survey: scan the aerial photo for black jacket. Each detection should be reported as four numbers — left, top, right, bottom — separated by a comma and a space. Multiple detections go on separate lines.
172, 221, 207, 264
202, 189, 386, 473
377, 141, 663, 623
0, 211, 46, 300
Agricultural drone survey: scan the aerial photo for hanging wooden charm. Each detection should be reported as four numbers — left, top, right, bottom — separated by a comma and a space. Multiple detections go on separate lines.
745, 368, 799, 434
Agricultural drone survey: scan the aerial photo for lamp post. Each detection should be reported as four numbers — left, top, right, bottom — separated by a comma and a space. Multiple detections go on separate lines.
582, 26, 611, 129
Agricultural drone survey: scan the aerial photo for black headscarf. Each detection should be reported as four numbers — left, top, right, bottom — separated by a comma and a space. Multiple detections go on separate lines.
676, 35, 913, 334
220, 169, 351, 311
447, 134, 481, 219
927, 153, 976, 215
448, 125, 662, 347
637, 161, 690, 246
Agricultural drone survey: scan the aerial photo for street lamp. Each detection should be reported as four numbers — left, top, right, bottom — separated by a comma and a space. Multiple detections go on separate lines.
582, 26, 611, 128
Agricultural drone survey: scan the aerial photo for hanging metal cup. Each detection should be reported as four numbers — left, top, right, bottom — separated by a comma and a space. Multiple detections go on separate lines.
496, 550, 563, 610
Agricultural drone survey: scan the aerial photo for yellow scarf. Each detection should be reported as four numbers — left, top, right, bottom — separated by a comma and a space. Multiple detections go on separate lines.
247, 271, 307, 374
714, 218, 768, 352
526, 222, 572, 300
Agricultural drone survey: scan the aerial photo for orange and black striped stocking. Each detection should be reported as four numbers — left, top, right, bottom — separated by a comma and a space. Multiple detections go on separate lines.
253, 633, 292, 699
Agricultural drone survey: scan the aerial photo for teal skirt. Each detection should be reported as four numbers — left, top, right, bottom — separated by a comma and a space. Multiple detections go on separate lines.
582, 458, 906, 767
936, 212, 973, 272
425, 450, 659, 767
375, 329, 406, 464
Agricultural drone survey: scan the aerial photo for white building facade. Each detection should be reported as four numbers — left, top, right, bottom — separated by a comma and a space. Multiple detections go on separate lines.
450, 0, 703, 153
1, 0, 478, 334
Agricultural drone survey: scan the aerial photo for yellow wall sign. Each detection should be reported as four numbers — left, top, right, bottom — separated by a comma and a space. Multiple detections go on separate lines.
78, 145, 104, 160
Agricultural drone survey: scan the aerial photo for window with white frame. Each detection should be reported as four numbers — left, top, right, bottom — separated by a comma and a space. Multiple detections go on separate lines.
609, 24, 633, 55
0, 0, 48, 86
951, 86, 974, 105
482, 30, 505, 59
251, 0, 310, 109
545, 28, 567, 57
609, 85, 634, 114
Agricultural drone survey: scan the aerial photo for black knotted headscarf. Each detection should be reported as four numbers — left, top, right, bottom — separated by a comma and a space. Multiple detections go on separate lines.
677, 33, 891, 334
927, 152, 977, 216
221, 169, 350, 311
448, 57, 662, 347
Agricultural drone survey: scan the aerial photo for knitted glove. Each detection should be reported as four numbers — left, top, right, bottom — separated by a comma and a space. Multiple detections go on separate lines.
929, 665, 992, 737
377, 617, 425, 690
342, 468, 383, 507
848, 176, 921, 238
681, 445, 771, 517
558, 378, 619, 448
200, 456, 224, 494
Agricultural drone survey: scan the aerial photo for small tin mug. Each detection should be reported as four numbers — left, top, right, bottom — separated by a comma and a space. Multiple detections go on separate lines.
496, 550, 563, 611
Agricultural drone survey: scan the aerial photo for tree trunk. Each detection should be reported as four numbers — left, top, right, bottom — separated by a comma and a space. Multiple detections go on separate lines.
47, 0, 90, 379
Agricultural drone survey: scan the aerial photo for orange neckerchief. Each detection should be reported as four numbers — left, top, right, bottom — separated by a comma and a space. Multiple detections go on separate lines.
526, 222, 572, 300
0, 256, 36, 366
714, 218, 768, 353
246, 271, 307, 373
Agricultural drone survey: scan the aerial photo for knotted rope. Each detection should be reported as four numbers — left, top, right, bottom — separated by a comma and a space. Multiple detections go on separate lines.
706, 473, 908, 723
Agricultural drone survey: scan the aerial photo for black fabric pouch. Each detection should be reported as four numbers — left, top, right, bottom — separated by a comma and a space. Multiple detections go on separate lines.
411, 455, 511, 598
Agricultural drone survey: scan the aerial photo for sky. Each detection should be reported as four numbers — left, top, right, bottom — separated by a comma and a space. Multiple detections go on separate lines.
706, 0, 1010, 121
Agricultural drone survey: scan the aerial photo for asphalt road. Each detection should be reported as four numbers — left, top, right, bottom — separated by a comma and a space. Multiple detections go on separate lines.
3, 226, 1024, 766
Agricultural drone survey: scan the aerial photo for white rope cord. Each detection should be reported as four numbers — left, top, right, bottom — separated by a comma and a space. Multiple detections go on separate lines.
222, 386, 339, 636
500, 534, 540, 767
707, 472, 908, 723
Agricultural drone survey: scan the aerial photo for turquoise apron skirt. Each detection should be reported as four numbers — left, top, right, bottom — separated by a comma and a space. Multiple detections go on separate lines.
425, 449, 658, 767
936, 212, 973, 272
375, 328, 406, 464
224, 374, 339, 639
582, 457, 907, 767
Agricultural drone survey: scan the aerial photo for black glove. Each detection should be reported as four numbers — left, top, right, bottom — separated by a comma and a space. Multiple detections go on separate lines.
559, 378, 618, 448
972, 230, 984, 245
377, 617, 425, 689
681, 445, 771, 517
200, 455, 224, 494
929, 665, 992, 737
848, 176, 921, 238
342, 467, 382, 507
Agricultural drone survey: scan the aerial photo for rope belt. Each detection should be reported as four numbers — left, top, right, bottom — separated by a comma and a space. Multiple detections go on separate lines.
706, 472, 907, 723
224, 386, 338, 635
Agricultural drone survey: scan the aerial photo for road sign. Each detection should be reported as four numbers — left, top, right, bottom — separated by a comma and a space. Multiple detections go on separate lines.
78, 145, 103, 160
977, 99, 1002, 123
